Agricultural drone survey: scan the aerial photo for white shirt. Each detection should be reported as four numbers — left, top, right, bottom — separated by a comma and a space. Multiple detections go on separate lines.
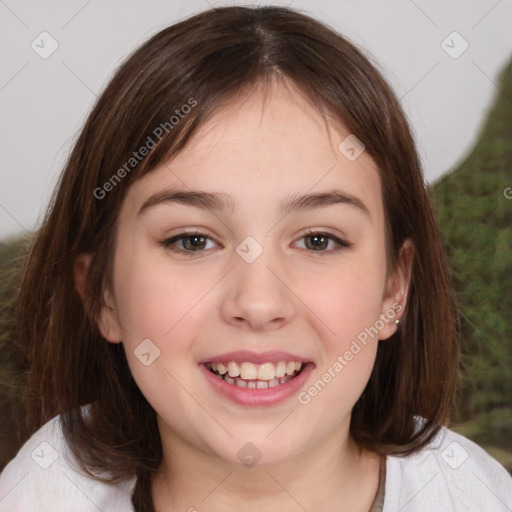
1, 413, 511, 511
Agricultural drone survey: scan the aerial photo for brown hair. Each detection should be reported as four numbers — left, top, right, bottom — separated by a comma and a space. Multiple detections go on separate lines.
12, 5, 459, 510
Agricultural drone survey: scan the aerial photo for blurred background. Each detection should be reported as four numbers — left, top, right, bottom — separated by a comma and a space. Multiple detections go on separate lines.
0, 0, 511, 472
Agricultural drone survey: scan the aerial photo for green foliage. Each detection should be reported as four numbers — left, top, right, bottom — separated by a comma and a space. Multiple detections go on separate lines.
0, 233, 32, 467
430, 58, 512, 467
452, 409, 512, 473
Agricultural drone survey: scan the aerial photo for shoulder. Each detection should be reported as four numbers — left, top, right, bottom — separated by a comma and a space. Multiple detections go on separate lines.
0, 412, 136, 512
383, 426, 512, 511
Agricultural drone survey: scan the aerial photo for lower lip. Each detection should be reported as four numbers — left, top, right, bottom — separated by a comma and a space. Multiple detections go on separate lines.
199, 363, 314, 407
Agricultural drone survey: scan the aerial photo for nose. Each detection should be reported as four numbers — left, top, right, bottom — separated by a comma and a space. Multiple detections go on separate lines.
220, 248, 297, 332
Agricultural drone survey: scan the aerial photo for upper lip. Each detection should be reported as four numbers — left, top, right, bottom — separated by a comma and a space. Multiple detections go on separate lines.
198, 350, 311, 365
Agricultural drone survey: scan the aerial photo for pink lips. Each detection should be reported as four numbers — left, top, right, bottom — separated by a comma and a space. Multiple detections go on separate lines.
199, 360, 314, 407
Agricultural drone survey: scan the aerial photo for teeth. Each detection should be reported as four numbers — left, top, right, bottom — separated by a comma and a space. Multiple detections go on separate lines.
212, 361, 303, 381
227, 361, 240, 377
206, 360, 306, 389
240, 362, 258, 380
275, 361, 287, 378
286, 362, 296, 375
214, 372, 299, 388
257, 362, 275, 380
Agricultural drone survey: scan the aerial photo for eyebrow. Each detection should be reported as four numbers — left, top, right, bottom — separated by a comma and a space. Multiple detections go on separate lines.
137, 188, 371, 219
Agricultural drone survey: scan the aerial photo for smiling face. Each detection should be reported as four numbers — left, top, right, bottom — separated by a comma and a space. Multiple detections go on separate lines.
93, 79, 411, 468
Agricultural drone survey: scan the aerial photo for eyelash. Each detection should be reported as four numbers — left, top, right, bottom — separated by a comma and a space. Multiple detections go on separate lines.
159, 229, 351, 255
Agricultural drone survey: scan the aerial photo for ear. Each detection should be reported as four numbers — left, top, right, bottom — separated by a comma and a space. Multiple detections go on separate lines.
74, 253, 123, 344
378, 238, 414, 340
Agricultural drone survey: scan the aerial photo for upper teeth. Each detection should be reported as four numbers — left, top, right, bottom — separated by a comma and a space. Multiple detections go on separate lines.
209, 361, 303, 381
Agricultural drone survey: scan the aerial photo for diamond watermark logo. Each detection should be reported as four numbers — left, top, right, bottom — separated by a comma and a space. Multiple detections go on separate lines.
236, 236, 263, 264
134, 338, 161, 366
441, 441, 469, 469
31, 31, 59, 59
338, 134, 365, 161
31, 441, 58, 469
236, 442, 263, 467
441, 31, 469, 59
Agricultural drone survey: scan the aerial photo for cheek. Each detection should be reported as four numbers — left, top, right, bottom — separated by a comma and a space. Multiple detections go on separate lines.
295, 251, 385, 403
304, 257, 386, 340
297, 273, 381, 415
112, 249, 208, 343
111, 252, 210, 411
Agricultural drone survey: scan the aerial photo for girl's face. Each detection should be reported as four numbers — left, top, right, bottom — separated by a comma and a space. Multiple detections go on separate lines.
96, 81, 411, 467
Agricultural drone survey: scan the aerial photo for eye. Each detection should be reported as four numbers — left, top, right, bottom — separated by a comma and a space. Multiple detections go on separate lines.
294, 230, 350, 252
160, 231, 219, 254
160, 229, 350, 255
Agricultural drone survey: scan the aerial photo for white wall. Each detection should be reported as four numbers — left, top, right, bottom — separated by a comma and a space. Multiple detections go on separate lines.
1, 0, 511, 239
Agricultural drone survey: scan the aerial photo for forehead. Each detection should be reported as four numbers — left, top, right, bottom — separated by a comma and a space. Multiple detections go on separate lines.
124, 81, 383, 219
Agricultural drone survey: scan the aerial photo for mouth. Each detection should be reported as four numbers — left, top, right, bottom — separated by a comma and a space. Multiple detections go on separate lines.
199, 354, 314, 407
205, 360, 305, 389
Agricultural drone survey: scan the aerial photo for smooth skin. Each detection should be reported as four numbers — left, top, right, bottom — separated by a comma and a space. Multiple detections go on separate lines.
76, 78, 413, 512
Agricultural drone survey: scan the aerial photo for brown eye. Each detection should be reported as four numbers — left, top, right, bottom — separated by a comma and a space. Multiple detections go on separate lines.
181, 235, 207, 250
294, 231, 350, 253
160, 232, 218, 254
304, 234, 330, 251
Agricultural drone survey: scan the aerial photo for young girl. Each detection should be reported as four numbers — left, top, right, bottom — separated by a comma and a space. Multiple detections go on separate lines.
0, 5, 510, 512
